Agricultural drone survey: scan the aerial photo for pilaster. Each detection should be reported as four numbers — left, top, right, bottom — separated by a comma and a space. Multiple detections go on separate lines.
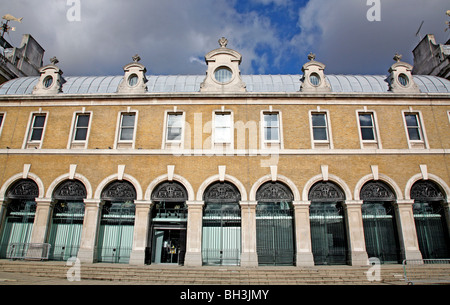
240, 201, 258, 267
343, 200, 369, 266
184, 201, 204, 266
129, 200, 153, 265
293, 201, 314, 266
78, 199, 102, 263
395, 199, 423, 261
29, 198, 54, 244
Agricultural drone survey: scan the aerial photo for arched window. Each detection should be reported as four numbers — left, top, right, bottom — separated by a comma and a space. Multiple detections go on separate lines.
361, 181, 401, 263
49, 180, 87, 261
149, 181, 188, 265
97, 180, 136, 263
0, 179, 38, 258
202, 181, 241, 266
256, 181, 295, 266
308, 181, 348, 265
411, 180, 450, 259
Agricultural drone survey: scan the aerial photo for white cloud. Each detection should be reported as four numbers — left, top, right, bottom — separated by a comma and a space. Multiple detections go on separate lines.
1, 0, 285, 76
292, 0, 450, 75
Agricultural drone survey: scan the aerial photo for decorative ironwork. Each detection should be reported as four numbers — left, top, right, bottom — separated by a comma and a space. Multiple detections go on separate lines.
308, 181, 345, 202
203, 181, 241, 203
101, 180, 136, 201
53, 180, 87, 201
151, 181, 188, 202
256, 181, 293, 203
360, 181, 396, 201
7, 179, 39, 200
411, 180, 445, 201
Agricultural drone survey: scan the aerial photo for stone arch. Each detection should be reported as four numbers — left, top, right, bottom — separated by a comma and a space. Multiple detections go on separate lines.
302, 174, 352, 202
405, 173, 450, 201
250, 174, 300, 202
0, 172, 45, 200
94, 174, 142, 201
196, 174, 247, 202
145, 174, 195, 202
354, 174, 403, 201
46, 173, 93, 200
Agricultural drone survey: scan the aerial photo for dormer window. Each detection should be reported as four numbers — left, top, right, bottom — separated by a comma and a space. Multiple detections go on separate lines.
398, 74, 409, 87
214, 67, 232, 83
43, 76, 53, 88
128, 74, 139, 87
309, 73, 321, 86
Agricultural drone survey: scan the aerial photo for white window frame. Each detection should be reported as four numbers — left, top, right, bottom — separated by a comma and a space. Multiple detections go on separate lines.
67, 111, 92, 149
162, 110, 185, 149
402, 110, 428, 149
309, 110, 333, 149
0, 112, 5, 137
114, 110, 138, 149
23, 111, 49, 149
260, 109, 283, 149
356, 109, 382, 149
212, 110, 234, 148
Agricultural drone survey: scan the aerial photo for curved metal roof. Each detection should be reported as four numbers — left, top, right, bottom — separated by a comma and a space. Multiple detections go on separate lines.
0, 74, 449, 95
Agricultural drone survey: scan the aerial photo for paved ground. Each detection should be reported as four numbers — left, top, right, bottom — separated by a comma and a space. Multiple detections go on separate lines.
0, 271, 133, 285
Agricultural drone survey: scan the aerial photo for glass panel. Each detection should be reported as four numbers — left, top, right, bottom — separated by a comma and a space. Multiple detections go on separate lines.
215, 127, 231, 143
167, 114, 183, 141
214, 68, 232, 83
264, 114, 279, 127
215, 113, 231, 127
265, 127, 279, 141
30, 128, 43, 141
74, 128, 87, 141
167, 127, 182, 141
313, 128, 328, 141
408, 128, 421, 141
120, 128, 134, 141
76, 115, 90, 127
121, 114, 135, 127
359, 114, 373, 127
33, 115, 46, 128
405, 114, 418, 127
361, 127, 375, 140
312, 114, 326, 127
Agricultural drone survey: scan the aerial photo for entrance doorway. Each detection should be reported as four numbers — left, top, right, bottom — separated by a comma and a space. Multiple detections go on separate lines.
151, 228, 186, 264
148, 181, 189, 265
202, 181, 242, 266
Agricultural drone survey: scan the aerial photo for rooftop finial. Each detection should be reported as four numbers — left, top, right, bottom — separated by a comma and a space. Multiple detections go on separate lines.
393, 53, 402, 62
218, 37, 228, 48
50, 56, 59, 65
308, 52, 316, 61
132, 54, 141, 63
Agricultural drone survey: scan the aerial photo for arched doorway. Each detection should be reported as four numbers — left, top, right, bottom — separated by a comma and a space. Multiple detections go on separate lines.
361, 181, 401, 264
411, 180, 450, 259
48, 179, 86, 261
148, 181, 188, 265
0, 179, 38, 258
255, 181, 295, 266
202, 181, 241, 266
308, 181, 348, 265
97, 180, 136, 263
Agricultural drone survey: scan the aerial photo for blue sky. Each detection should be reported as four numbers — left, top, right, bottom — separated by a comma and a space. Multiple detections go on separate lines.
1, 0, 449, 77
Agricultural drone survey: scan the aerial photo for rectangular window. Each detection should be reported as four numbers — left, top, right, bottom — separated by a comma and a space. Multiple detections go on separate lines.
214, 112, 232, 143
30, 114, 46, 141
405, 114, 422, 141
74, 114, 90, 141
0, 113, 4, 129
119, 113, 136, 141
166, 113, 183, 142
359, 113, 376, 141
263, 113, 280, 142
312, 113, 328, 141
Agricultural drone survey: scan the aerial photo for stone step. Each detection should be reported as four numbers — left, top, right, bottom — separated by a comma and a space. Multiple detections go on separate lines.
1, 259, 448, 285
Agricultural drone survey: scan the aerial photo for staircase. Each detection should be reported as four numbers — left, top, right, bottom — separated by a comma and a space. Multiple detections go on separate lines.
0, 259, 449, 285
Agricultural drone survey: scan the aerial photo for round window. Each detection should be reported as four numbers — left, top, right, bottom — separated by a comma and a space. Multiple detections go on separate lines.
214, 67, 232, 83
309, 73, 321, 86
398, 74, 409, 87
43, 76, 53, 88
128, 74, 139, 87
